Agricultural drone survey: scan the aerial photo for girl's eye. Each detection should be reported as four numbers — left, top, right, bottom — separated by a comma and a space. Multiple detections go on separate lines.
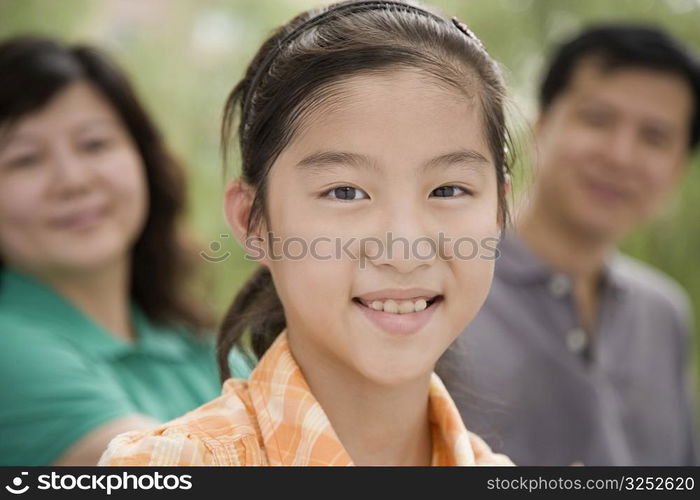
430, 185, 471, 198
323, 186, 369, 201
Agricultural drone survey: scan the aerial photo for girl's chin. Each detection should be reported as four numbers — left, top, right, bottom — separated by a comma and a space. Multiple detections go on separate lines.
356, 361, 436, 388
346, 336, 444, 387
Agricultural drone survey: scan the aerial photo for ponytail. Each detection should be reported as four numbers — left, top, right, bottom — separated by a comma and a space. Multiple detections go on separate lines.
216, 265, 286, 381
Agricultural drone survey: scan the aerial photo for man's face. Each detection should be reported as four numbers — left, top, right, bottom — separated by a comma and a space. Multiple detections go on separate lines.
533, 57, 693, 241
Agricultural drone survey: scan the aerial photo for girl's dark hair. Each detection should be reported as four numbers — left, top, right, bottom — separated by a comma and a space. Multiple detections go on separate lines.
217, 0, 513, 379
0, 36, 210, 332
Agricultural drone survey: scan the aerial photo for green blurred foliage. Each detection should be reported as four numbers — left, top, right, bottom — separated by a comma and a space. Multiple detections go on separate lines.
1, 0, 699, 393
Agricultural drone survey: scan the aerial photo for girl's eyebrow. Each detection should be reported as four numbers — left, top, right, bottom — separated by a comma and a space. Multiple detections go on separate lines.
423, 150, 491, 172
295, 149, 490, 173
295, 150, 378, 172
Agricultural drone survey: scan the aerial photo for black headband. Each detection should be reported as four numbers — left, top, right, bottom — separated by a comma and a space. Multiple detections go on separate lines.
242, 0, 486, 125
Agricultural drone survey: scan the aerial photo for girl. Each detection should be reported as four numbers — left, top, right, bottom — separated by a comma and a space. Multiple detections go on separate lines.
0, 37, 251, 466
99, 0, 514, 466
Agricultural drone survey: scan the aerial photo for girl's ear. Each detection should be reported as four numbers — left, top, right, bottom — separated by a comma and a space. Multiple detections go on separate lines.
224, 179, 266, 264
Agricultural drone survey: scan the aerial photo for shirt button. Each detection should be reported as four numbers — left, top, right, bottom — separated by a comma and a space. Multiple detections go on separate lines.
548, 273, 571, 297
566, 328, 588, 354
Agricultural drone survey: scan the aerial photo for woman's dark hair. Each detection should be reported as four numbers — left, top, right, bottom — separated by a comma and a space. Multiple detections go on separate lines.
217, 0, 513, 379
0, 36, 210, 332
539, 24, 700, 150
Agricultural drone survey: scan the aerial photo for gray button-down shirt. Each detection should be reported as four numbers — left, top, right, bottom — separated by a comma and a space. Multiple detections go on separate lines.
436, 232, 699, 465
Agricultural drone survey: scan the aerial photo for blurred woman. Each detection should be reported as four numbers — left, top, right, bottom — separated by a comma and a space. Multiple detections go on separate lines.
0, 37, 251, 466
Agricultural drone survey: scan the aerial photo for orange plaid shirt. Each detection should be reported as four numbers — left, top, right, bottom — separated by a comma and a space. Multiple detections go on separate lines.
99, 331, 512, 466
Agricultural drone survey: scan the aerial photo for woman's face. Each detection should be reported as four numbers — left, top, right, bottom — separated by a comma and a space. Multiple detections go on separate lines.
239, 69, 501, 385
0, 81, 148, 276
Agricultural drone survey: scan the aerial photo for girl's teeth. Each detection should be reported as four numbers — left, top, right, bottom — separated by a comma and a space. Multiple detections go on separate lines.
364, 298, 431, 314
398, 301, 415, 314
383, 300, 399, 314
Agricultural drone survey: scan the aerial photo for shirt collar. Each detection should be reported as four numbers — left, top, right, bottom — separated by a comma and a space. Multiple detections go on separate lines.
0, 267, 193, 361
246, 330, 477, 466
495, 231, 628, 298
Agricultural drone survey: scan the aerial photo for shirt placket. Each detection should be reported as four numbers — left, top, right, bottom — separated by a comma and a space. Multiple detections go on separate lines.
589, 284, 635, 464
547, 271, 633, 464
544, 272, 592, 363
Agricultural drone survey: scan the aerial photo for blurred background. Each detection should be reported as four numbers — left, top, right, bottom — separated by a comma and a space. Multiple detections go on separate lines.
1, 0, 699, 398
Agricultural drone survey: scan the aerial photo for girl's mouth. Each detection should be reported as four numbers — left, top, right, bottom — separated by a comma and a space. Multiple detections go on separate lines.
352, 295, 443, 314
352, 295, 444, 336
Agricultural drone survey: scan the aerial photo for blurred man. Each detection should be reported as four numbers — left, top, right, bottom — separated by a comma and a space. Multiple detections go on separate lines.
437, 24, 700, 465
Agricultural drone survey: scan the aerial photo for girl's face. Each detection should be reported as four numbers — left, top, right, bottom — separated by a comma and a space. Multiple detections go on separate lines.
0, 82, 148, 277
238, 69, 500, 385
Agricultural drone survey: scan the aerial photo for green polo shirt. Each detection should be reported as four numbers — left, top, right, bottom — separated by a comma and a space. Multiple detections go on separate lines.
0, 268, 253, 466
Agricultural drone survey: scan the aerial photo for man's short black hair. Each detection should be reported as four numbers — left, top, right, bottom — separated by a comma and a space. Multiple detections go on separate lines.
539, 24, 700, 150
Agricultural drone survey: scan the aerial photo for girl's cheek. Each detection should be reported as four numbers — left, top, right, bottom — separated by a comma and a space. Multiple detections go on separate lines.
438, 219, 501, 260
450, 258, 494, 323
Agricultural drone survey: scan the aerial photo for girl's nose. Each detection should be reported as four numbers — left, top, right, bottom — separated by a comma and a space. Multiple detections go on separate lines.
362, 206, 437, 274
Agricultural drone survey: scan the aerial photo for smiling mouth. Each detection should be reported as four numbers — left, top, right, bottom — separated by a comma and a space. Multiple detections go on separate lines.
52, 205, 109, 229
583, 178, 628, 203
352, 295, 443, 315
